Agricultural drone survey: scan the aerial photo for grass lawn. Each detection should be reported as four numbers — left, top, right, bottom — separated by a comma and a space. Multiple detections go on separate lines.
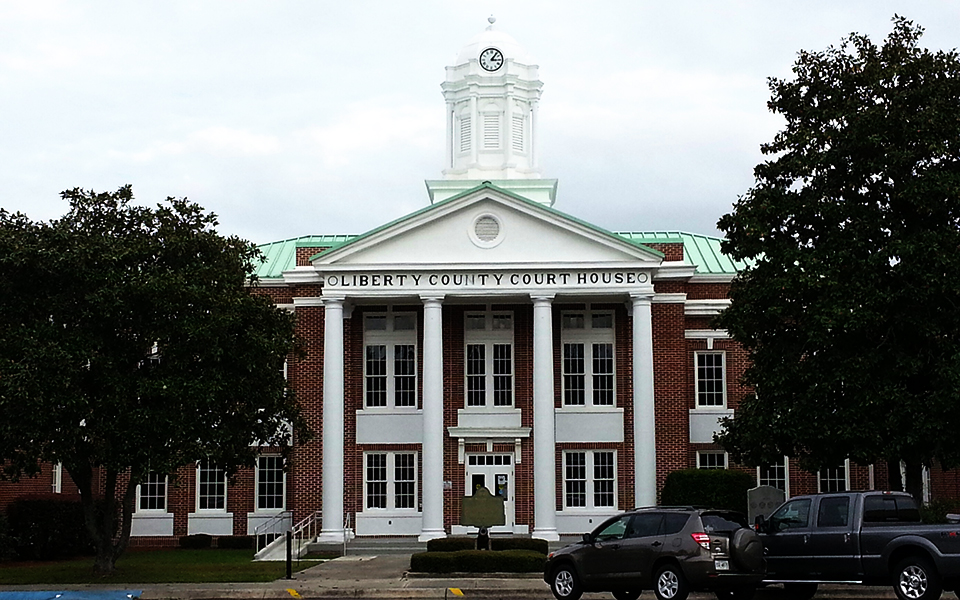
0, 549, 322, 585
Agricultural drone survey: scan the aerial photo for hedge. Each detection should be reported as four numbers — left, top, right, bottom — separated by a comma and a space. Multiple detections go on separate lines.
920, 498, 960, 524
179, 534, 213, 549
410, 549, 546, 573
5, 495, 94, 560
0, 512, 16, 562
217, 535, 254, 549
660, 469, 756, 514
425, 536, 548, 554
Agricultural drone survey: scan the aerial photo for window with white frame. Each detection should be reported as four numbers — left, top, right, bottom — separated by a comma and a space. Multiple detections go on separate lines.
464, 311, 513, 407
364, 452, 418, 511
819, 460, 849, 492
364, 310, 417, 409
563, 450, 616, 509
695, 351, 726, 407
697, 451, 727, 469
562, 311, 615, 406
758, 457, 789, 495
196, 460, 226, 510
256, 456, 285, 511
137, 473, 167, 511
52, 462, 62, 494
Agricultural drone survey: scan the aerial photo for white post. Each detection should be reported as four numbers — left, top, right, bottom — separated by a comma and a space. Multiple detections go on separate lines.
632, 293, 657, 507
532, 294, 559, 541
319, 296, 345, 541
419, 295, 446, 541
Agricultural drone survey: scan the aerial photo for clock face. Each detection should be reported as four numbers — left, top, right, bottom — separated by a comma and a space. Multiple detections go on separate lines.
479, 47, 503, 72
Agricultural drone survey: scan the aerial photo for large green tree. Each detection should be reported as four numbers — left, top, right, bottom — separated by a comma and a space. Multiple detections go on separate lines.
0, 186, 306, 574
716, 18, 960, 500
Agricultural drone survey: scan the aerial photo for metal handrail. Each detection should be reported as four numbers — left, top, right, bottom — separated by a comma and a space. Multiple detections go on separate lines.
254, 510, 292, 553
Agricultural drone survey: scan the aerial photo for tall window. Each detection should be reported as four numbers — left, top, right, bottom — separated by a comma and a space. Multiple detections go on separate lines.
458, 114, 472, 153
563, 451, 616, 509
196, 460, 226, 510
695, 352, 726, 407
464, 311, 513, 407
138, 473, 167, 511
819, 460, 849, 492
562, 311, 615, 406
364, 452, 418, 511
758, 457, 789, 495
697, 451, 727, 469
256, 456, 285, 511
364, 310, 417, 409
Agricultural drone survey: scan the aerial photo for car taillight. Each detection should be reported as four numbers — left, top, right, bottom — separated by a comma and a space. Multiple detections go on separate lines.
691, 532, 711, 550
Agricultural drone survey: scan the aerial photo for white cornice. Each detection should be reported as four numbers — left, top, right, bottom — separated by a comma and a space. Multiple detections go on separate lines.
653, 293, 687, 304
652, 261, 697, 280
282, 266, 323, 285
252, 278, 287, 288
685, 299, 731, 317
690, 274, 736, 284
446, 426, 531, 439
684, 329, 730, 340
292, 297, 325, 307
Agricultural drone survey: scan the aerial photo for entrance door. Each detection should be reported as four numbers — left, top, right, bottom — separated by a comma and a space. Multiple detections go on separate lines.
465, 453, 515, 533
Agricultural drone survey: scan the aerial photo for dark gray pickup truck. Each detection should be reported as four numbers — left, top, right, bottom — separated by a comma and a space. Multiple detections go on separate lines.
757, 491, 960, 600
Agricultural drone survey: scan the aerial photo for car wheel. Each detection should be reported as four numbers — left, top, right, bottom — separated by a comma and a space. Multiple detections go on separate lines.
782, 583, 818, 600
612, 591, 642, 600
715, 587, 756, 600
551, 564, 583, 600
654, 563, 689, 600
894, 557, 942, 600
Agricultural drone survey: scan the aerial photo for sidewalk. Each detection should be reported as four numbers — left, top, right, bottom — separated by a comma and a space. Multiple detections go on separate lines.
1, 553, 900, 600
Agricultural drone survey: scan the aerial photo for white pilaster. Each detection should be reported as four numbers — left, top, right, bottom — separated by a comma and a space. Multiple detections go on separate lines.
632, 294, 657, 507
419, 294, 446, 541
532, 294, 559, 541
318, 296, 346, 541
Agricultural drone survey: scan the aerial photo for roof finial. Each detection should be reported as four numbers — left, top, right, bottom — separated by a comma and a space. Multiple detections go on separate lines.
486, 15, 496, 30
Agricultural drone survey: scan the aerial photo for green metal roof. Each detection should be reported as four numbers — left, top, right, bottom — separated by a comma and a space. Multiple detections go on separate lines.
614, 231, 747, 275
254, 235, 356, 279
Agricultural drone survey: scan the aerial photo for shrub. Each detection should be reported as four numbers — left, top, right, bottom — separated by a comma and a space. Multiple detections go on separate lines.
660, 469, 756, 514
426, 537, 476, 552
5, 495, 94, 560
0, 513, 16, 562
179, 534, 213, 549
410, 549, 546, 573
491, 537, 548, 554
921, 498, 960, 524
216, 535, 253, 550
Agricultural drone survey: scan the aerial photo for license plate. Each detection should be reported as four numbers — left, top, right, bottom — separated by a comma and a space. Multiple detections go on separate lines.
714, 560, 730, 571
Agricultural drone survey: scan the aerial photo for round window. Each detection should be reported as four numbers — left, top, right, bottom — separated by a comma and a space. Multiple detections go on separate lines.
468, 213, 504, 248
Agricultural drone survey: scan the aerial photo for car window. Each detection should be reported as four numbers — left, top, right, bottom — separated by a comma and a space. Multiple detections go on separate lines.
701, 513, 746, 533
661, 513, 691, 535
864, 495, 922, 523
770, 498, 811, 530
595, 516, 630, 541
817, 496, 850, 528
626, 513, 664, 538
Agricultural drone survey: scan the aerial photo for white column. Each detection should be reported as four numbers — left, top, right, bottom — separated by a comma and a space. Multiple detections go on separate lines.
419, 294, 446, 541
632, 293, 657, 507
318, 296, 345, 541
532, 294, 559, 541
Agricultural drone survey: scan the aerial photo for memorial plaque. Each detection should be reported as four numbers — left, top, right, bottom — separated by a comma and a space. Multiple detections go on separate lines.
460, 486, 505, 527
747, 485, 786, 524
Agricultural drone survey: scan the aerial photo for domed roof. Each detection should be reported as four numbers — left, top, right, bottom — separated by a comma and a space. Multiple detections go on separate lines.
454, 17, 536, 66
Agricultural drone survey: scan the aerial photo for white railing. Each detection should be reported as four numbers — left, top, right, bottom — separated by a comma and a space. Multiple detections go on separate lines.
254, 511, 292, 554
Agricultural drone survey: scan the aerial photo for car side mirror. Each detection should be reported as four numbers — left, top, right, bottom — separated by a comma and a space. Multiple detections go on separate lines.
754, 515, 765, 532
582, 533, 593, 544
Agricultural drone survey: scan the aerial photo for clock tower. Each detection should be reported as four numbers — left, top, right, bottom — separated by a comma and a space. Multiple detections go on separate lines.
426, 18, 558, 206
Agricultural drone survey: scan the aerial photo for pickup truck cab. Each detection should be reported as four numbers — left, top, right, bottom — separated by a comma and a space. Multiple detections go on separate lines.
757, 491, 960, 600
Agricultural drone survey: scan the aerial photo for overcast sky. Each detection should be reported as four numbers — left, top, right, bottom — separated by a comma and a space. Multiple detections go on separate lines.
1, 1, 957, 244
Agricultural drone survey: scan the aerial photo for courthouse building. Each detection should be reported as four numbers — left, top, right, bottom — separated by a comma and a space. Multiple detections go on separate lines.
6, 20, 952, 546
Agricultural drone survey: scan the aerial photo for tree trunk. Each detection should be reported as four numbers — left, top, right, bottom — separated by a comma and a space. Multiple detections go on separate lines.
886, 459, 903, 491
68, 463, 138, 576
903, 459, 924, 504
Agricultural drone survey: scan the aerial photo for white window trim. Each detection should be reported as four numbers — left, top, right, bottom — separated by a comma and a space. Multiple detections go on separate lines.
363, 309, 418, 411
195, 461, 228, 513
255, 455, 286, 513
757, 456, 791, 498
562, 450, 618, 510
694, 350, 727, 409
136, 473, 169, 513
561, 310, 616, 409
817, 458, 851, 493
696, 450, 728, 470
52, 462, 63, 494
463, 310, 514, 409
362, 451, 420, 514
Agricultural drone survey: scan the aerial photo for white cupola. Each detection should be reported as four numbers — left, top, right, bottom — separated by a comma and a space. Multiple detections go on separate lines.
426, 17, 558, 206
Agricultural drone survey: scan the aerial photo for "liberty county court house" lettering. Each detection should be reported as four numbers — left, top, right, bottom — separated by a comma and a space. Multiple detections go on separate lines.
323, 270, 650, 289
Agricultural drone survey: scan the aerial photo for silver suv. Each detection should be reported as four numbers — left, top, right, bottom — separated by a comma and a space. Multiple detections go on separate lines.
544, 507, 764, 600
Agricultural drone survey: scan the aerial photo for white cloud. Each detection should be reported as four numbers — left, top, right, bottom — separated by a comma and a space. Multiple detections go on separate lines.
127, 127, 282, 162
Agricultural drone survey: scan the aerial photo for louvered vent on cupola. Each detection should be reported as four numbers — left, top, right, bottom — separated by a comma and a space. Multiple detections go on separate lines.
512, 114, 524, 153
459, 115, 472, 153
483, 113, 500, 149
